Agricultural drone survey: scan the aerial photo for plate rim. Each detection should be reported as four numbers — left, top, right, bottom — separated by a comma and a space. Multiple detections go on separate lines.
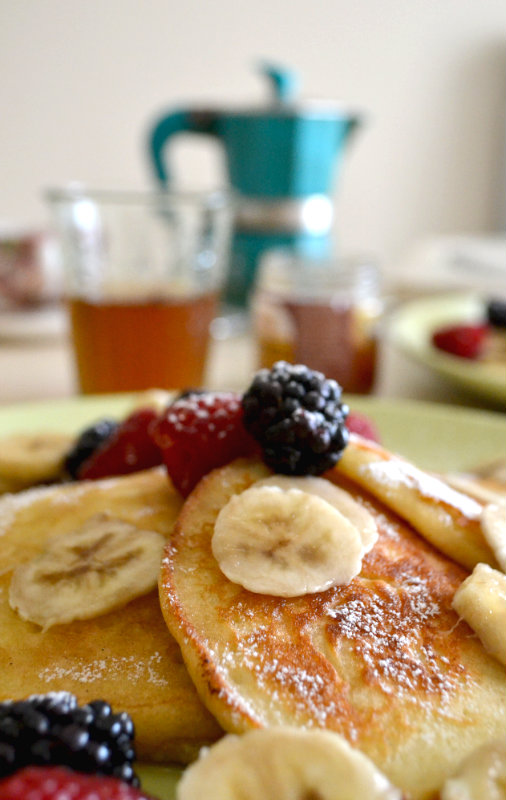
388, 292, 506, 406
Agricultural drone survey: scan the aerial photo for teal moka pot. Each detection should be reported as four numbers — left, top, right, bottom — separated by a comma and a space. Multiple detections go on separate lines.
148, 64, 361, 309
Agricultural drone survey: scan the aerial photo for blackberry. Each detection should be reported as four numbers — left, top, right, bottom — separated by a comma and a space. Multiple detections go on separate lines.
174, 388, 206, 401
486, 298, 506, 329
64, 419, 118, 479
242, 362, 349, 475
0, 692, 138, 786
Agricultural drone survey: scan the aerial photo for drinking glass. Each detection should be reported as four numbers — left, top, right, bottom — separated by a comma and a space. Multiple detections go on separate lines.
48, 186, 232, 394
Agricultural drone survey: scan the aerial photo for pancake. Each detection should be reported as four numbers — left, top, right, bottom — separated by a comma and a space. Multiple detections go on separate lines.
0, 467, 222, 763
0, 432, 73, 494
158, 457, 506, 800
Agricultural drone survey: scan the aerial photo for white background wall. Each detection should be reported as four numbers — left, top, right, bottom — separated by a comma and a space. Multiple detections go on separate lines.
1, 0, 505, 270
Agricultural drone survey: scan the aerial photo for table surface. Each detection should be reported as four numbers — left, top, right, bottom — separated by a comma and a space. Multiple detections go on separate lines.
0, 306, 503, 413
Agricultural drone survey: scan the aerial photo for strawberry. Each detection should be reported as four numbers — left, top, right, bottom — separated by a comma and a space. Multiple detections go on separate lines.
346, 410, 380, 443
150, 392, 259, 496
431, 324, 488, 359
0, 766, 155, 800
78, 408, 162, 480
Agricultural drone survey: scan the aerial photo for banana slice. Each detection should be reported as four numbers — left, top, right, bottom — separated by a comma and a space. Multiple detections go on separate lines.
256, 474, 378, 553
0, 432, 73, 486
127, 389, 174, 414
440, 739, 506, 800
177, 726, 402, 800
452, 563, 506, 666
212, 485, 363, 597
9, 513, 165, 630
481, 501, 506, 573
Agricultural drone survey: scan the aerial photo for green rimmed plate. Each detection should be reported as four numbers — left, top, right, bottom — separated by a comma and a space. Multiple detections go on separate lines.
0, 392, 505, 799
388, 293, 505, 407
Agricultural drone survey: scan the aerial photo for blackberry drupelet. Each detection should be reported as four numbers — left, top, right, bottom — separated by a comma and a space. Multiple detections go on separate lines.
242, 361, 349, 475
64, 419, 118, 479
0, 692, 138, 786
486, 299, 506, 329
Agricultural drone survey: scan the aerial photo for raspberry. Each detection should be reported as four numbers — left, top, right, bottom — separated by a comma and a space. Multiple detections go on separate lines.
0, 692, 137, 785
242, 362, 349, 476
78, 409, 162, 481
431, 324, 488, 359
64, 419, 118, 480
0, 766, 155, 800
346, 410, 380, 443
150, 392, 259, 496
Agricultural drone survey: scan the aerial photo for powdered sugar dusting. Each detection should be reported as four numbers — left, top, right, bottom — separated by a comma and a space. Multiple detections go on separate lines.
38, 652, 169, 687
326, 574, 465, 701
361, 460, 482, 519
0, 482, 91, 536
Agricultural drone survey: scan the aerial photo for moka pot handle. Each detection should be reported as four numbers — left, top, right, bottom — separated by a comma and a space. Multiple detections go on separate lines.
148, 109, 219, 184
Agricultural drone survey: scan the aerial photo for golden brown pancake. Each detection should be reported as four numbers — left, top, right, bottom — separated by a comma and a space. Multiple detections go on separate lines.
0, 468, 222, 763
158, 458, 506, 800
0, 432, 73, 494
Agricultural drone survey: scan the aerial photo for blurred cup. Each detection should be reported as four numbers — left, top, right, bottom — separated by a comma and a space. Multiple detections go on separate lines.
252, 251, 383, 394
0, 223, 62, 309
47, 186, 232, 394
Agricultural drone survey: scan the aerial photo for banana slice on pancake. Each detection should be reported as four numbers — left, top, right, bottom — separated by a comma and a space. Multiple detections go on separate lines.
159, 456, 506, 800
481, 500, 506, 572
440, 739, 506, 800
333, 434, 498, 571
177, 727, 402, 800
256, 474, 378, 553
9, 512, 165, 630
212, 485, 363, 596
452, 563, 506, 666
0, 432, 72, 489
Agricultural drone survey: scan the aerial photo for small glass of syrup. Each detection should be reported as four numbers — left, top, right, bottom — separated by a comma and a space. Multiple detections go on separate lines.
252, 252, 383, 394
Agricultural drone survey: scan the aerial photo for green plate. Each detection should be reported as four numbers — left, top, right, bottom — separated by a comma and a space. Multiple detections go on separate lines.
1, 392, 504, 474
389, 293, 506, 407
0, 393, 505, 798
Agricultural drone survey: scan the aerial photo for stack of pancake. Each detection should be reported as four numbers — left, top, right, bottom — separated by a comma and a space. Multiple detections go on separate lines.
0, 435, 504, 799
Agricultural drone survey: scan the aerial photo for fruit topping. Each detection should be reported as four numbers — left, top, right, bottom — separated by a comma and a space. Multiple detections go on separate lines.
480, 500, 506, 572
440, 739, 506, 800
150, 392, 258, 497
452, 563, 506, 666
212, 484, 364, 596
64, 419, 118, 479
486, 298, 506, 329
0, 692, 138, 785
431, 324, 488, 359
346, 410, 381, 443
9, 514, 166, 629
177, 726, 402, 800
77, 409, 162, 481
255, 474, 378, 553
0, 766, 155, 799
241, 361, 349, 475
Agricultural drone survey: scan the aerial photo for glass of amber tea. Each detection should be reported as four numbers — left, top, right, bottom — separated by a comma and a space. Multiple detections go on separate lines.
47, 186, 232, 394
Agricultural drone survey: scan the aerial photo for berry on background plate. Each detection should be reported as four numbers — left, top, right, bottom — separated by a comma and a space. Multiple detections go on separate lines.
431, 324, 488, 360
486, 298, 506, 329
